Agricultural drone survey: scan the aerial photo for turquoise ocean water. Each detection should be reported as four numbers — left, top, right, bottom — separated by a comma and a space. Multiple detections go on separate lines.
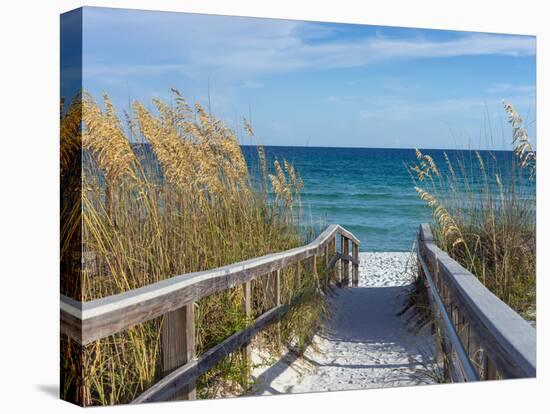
241, 146, 530, 252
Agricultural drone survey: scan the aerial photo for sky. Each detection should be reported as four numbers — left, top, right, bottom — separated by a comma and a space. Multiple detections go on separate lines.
62, 7, 536, 150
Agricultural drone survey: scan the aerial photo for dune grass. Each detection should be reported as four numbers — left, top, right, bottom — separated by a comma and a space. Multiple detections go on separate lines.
410, 101, 536, 321
60, 89, 328, 405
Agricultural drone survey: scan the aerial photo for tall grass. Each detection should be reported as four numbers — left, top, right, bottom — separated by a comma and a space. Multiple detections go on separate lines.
410, 101, 536, 320
60, 89, 327, 405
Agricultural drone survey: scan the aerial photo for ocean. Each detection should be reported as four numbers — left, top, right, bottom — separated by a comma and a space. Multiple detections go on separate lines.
241, 146, 530, 252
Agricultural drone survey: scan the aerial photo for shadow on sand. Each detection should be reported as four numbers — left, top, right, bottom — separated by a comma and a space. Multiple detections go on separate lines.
250, 285, 436, 394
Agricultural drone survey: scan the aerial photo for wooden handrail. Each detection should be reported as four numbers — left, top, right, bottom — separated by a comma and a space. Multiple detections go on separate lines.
132, 246, 351, 403
61, 224, 360, 345
417, 224, 536, 379
416, 242, 478, 381
132, 303, 289, 403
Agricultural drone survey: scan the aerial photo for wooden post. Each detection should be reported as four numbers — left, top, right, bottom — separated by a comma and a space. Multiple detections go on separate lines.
332, 236, 337, 284
243, 281, 252, 318
352, 242, 359, 287
274, 269, 281, 347
241, 281, 252, 369
339, 235, 344, 287
342, 237, 350, 287
332, 236, 338, 282
312, 254, 318, 285
161, 304, 196, 400
275, 269, 281, 306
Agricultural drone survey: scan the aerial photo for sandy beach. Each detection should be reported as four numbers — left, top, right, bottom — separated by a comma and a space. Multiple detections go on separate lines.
250, 252, 437, 395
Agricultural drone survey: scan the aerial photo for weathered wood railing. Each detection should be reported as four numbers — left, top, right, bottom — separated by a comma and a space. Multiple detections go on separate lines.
60, 224, 360, 403
417, 224, 536, 382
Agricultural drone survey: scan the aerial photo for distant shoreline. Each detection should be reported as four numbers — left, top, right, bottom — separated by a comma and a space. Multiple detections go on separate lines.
239, 144, 521, 153
128, 141, 525, 153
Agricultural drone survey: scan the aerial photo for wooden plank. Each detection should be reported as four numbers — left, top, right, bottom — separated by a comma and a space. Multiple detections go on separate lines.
132, 304, 288, 403
419, 224, 536, 379
60, 295, 84, 343
161, 304, 195, 400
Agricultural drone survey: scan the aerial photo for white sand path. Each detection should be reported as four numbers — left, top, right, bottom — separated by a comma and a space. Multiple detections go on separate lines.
250, 252, 437, 395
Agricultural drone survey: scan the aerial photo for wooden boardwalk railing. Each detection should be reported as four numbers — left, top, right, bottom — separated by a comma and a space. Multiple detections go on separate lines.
60, 224, 360, 403
417, 224, 536, 382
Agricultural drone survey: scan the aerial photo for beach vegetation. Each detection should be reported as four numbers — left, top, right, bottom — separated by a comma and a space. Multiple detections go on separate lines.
410, 101, 536, 321
60, 89, 327, 405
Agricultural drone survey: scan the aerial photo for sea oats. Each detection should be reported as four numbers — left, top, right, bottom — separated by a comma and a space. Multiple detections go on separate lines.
412, 103, 535, 322
60, 92, 83, 178
62, 89, 324, 406
81, 93, 139, 182
503, 100, 536, 178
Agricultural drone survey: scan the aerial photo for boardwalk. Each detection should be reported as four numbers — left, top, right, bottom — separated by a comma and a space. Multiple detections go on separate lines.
251, 253, 437, 394
60, 224, 536, 405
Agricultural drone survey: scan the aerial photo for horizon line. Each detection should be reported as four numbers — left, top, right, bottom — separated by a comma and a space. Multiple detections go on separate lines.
238, 143, 518, 152
129, 141, 521, 152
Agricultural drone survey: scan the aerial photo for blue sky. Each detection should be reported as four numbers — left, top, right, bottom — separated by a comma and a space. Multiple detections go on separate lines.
64, 7, 536, 150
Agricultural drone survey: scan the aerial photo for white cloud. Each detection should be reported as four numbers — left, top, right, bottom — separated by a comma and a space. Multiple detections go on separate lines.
188, 32, 535, 74
84, 9, 536, 78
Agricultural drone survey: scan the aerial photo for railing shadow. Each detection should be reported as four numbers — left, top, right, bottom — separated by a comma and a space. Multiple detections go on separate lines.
249, 349, 303, 395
